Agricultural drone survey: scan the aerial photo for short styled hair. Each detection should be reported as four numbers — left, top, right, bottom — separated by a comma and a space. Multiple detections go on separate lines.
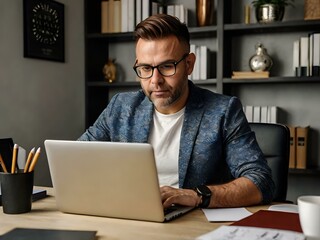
134, 14, 190, 48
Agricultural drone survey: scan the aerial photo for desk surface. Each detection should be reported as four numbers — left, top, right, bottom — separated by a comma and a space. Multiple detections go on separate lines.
0, 188, 269, 240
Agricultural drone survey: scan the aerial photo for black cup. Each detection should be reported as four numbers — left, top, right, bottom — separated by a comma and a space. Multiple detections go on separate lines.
0, 171, 34, 214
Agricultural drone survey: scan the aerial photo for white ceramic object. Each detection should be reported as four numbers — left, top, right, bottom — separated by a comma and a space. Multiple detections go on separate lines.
298, 195, 320, 239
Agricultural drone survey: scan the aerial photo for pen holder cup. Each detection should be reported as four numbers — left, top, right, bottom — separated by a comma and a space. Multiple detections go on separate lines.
0, 171, 34, 214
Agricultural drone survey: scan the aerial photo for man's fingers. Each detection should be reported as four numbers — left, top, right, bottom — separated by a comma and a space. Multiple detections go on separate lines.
160, 186, 199, 208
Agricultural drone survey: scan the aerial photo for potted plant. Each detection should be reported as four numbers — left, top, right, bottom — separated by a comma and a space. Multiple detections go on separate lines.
251, 0, 294, 23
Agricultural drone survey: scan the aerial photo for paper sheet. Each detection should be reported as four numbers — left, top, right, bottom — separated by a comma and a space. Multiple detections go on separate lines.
202, 207, 252, 222
196, 225, 305, 240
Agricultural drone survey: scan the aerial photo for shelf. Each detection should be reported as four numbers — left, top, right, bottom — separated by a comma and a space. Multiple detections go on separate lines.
225, 20, 320, 35
289, 168, 320, 175
87, 81, 140, 87
224, 76, 320, 84
189, 26, 217, 38
86, 25, 217, 42
192, 79, 217, 85
87, 79, 218, 88
87, 32, 135, 42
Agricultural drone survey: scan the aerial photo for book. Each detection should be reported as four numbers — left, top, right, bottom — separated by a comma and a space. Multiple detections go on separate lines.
167, 4, 175, 16
299, 37, 309, 76
175, 4, 181, 20
101, 0, 109, 33
113, 0, 121, 33
288, 126, 296, 169
121, 0, 128, 32
190, 44, 200, 80
127, 0, 135, 32
309, 32, 314, 76
267, 106, 278, 124
293, 40, 300, 76
232, 71, 269, 79
260, 106, 268, 123
296, 126, 309, 169
151, 1, 160, 15
200, 45, 209, 80
136, 0, 142, 26
108, 0, 115, 33
304, 0, 320, 20
253, 106, 261, 123
0, 228, 96, 240
245, 105, 253, 122
313, 32, 320, 76
142, 0, 150, 21
231, 210, 303, 233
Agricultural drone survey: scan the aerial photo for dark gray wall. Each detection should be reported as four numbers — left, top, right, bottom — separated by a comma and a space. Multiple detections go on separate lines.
0, 0, 85, 186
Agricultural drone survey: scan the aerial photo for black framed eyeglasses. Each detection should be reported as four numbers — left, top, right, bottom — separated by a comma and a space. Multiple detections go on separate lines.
133, 53, 189, 79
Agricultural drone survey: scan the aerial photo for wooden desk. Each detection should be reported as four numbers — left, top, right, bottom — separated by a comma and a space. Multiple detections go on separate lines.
0, 188, 269, 240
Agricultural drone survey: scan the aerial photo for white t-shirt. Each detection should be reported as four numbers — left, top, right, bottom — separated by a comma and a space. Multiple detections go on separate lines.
148, 108, 185, 188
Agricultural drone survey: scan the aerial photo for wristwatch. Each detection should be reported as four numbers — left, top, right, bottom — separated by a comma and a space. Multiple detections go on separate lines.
194, 185, 212, 208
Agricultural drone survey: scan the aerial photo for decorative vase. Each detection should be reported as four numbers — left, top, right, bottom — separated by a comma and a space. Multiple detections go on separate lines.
249, 43, 273, 72
196, 0, 214, 27
103, 59, 117, 83
255, 4, 284, 23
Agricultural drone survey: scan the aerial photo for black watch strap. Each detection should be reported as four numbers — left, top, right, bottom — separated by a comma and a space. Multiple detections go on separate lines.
194, 185, 212, 208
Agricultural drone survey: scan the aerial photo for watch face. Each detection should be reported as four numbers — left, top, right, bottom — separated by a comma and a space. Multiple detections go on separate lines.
197, 185, 211, 197
23, 0, 65, 62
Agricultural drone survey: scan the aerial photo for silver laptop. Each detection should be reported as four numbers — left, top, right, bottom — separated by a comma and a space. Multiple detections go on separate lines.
44, 140, 193, 222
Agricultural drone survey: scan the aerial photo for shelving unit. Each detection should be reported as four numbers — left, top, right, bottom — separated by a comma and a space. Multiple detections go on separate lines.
84, 0, 320, 180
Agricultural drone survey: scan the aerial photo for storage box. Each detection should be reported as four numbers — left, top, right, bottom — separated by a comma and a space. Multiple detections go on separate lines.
304, 0, 320, 20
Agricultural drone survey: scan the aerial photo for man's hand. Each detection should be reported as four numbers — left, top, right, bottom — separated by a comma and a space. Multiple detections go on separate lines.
160, 177, 263, 209
160, 186, 201, 209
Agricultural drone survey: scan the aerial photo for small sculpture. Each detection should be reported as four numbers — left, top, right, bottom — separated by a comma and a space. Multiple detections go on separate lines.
103, 59, 117, 83
249, 43, 273, 72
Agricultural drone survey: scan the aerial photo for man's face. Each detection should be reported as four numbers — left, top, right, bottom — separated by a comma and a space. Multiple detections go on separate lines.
135, 36, 195, 114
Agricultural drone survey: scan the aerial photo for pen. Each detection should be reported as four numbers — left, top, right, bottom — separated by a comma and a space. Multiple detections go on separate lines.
24, 147, 35, 173
11, 143, 19, 173
0, 154, 8, 173
28, 147, 41, 172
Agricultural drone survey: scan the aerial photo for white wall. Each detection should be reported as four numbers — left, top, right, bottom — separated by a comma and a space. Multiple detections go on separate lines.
0, 0, 85, 186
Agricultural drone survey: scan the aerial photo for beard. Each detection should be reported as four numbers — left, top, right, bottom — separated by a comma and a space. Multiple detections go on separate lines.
152, 87, 182, 109
142, 80, 187, 110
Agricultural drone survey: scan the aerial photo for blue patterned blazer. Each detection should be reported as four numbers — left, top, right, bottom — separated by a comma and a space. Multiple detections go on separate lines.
79, 81, 275, 203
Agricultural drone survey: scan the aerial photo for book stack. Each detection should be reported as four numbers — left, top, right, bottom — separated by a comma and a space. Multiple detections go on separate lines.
101, 1, 189, 33
190, 44, 213, 81
304, 0, 320, 20
288, 126, 309, 169
243, 105, 278, 124
166, 4, 188, 25
101, 0, 121, 33
232, 71, 269, 79
293, 33, 320, 77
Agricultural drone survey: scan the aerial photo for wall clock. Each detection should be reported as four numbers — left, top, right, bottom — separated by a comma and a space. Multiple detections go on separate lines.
23, 0, 65, 62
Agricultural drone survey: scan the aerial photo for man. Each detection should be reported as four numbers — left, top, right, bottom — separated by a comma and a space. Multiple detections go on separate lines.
79, 14, 275, 209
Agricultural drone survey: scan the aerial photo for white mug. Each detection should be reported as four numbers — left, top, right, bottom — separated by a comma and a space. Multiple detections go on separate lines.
298, 195, 320, 239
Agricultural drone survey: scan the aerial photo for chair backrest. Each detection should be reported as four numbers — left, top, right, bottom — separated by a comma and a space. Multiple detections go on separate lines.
249, 123, 290, 202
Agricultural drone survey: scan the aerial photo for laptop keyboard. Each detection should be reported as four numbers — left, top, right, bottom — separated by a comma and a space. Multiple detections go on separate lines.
164, 205, 179, 215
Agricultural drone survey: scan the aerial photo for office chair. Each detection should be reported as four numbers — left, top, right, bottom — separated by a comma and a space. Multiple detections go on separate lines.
249, 123, 290, 202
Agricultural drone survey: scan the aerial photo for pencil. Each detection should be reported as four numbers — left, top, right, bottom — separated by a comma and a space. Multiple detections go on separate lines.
11, 143, 19, 173
0, 153, 8, 173
24, 147, 35, 173
28, 147, 41, 172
